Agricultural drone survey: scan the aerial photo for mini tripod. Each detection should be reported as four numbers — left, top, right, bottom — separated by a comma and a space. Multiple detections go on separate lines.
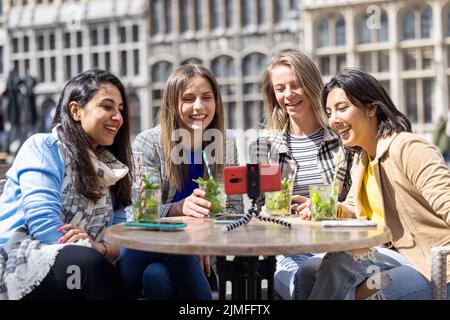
223, 164, 292, 232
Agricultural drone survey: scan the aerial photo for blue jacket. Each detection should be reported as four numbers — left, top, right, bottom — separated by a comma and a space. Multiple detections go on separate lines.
0, 133, 125, 246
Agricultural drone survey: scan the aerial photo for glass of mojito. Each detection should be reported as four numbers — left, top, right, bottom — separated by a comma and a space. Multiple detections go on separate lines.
133, 167, 161, 223
309, 184, 338, 221
193, 177, 226, 217
265, 178, 294, 216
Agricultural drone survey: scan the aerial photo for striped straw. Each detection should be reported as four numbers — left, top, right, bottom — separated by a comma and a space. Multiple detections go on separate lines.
137, 154, 145, 214
202, 150, 213, 180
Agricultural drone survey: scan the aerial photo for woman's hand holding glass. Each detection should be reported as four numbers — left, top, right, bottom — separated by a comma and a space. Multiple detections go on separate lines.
180, 188, 211, 218
291, 195, 312, 220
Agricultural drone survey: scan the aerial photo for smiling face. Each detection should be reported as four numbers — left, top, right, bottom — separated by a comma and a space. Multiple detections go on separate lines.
71, 83, 124, 150
178, 76, 216, 134
271, 64, 314, 122
326, 87, 378, 155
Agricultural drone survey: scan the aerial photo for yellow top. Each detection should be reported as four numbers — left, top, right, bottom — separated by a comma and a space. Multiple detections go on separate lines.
359, 158, 384, 226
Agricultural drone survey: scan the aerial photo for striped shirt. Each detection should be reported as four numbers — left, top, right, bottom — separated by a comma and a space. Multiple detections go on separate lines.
287, 129, 325, 197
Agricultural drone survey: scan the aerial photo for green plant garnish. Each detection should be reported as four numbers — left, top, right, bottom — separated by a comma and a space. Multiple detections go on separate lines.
134, 172, 160, 222
193, 177, 226, 217
265, 178, 293, 215
310, 186, 337, 221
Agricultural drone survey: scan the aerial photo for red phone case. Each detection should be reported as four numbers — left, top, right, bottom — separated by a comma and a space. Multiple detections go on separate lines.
223, 163, 281, 195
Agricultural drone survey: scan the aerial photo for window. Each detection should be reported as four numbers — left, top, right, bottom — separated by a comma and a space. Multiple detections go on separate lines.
402, 6, 432, 40
132, 25, 139, 42
319, 56, 330, 76
402, 47, 433, 70
318, 54, 346, 76
243, 53, 267, 77
164, 0, 173, 33
128, 94, 141, 136
404, 78, 434, 124
242, 0, 252, 27
38, 58, 45, 82
360, 52, 372, 72
358, 51, 390, 73
120, 51, 127, 76
151, 61, 173, 82
151, 0, 161, 35
12, 38, 19, 53
151, 61, 174, 125
378, 51, 390, 72
319, 20, 329, 48
90, 28, 98, 46
104, 28, 110, 45
76, 31, 82, 47
105, 52, 111, 71
179, 0, 189, 32
225, 0, 234, 28
335, 17, 346, 46
257, 0, 266, 25
49, 33, 55, 50
64, 32, 71, 48
65, 56, 72, 79
243, 53, 266, 129
212, 56, 236, 128
133, 50, 140, 76
210, 0, 221, 30
357, 11, 388, 43
24, 36, 29, 53
119, 26, 126, 43
37, 35, 44, 51
420, 9, 432, 39
403, 10, 415, 40
195, 0, 203, 31
274, 0, 288, 25
50, 57, 56, 82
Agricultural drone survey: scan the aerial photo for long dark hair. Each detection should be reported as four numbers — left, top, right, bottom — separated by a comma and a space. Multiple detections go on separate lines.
52, 69, 132, 207
323, 68, 411, 138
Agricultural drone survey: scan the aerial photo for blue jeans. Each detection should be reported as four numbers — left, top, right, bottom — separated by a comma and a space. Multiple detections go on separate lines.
294, 247, 435, 300
274, 253, 325, 300
117, 248, 212, 300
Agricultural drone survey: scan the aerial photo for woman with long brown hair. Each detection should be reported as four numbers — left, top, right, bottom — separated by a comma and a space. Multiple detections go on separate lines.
117, 64, 242, 299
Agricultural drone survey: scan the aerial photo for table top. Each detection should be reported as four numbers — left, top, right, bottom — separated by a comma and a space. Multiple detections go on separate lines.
105, 217, 391, 256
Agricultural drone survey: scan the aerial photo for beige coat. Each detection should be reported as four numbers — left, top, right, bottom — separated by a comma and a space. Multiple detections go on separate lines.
340, 132, 450, 282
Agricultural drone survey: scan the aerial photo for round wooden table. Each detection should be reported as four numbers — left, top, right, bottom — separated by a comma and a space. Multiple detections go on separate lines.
105, 216, 391, 300
105, 216, 390, 255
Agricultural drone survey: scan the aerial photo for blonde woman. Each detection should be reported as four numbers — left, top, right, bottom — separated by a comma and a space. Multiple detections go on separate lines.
117, 64, 242, 299
249, 50, 353, 299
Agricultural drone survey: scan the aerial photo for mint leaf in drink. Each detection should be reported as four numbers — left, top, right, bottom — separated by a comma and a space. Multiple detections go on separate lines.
265, 178, 293, 215
193, 177, 226, 216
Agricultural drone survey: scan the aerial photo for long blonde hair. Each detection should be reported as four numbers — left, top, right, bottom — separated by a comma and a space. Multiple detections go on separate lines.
262, 50, 328, 132
160, 64, 225, 190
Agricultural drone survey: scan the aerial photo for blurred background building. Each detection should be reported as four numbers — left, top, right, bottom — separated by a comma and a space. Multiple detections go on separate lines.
0, 0, 449, 151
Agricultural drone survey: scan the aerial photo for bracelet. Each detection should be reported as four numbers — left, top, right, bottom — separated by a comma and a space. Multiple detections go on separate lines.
100, 242, 108, 257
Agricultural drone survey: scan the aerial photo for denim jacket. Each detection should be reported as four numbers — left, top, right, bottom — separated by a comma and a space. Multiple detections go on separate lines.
0, 134, 125, 246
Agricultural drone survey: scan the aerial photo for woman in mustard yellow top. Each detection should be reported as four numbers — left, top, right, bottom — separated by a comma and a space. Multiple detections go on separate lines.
294, 69, 450, 300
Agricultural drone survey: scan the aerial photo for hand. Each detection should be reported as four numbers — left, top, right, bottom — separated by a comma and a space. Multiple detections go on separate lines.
198, 255, 211, 277
181, 188, 211, 218
291, 195, 312, 220
57, 224, 104, 254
